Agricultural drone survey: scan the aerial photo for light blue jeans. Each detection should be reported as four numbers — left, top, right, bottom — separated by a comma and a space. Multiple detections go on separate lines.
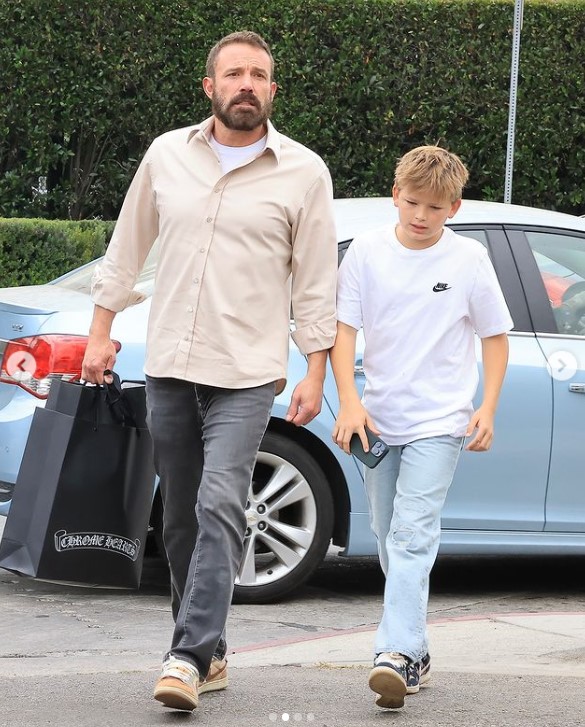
364, 434, 464, 662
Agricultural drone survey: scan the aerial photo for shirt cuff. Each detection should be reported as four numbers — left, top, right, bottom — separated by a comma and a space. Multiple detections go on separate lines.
291, 315, 337, 355
336, 310, 362, 332
91, 277, 147, 312
475, 319, 514, 338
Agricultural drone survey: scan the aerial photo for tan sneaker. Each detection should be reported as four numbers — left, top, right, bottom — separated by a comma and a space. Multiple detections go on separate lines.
153, 656, 199, 711
198, 657, 228, 694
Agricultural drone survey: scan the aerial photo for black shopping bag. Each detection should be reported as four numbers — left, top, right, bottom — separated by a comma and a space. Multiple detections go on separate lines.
0, 374, 155, 588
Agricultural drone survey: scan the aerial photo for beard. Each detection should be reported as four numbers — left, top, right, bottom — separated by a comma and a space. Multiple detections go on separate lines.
211, 90, 272, 132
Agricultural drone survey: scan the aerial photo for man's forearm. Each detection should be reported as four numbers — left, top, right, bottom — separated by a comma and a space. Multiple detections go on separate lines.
305, 350, 328, 382
89, 305, 117, 339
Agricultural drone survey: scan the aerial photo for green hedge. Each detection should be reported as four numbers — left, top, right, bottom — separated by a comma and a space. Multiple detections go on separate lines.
0, 0, 584, 220
0, 218, 114, 287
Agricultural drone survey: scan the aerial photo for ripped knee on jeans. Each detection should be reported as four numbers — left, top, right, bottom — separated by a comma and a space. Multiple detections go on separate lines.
391, 526, 414, 548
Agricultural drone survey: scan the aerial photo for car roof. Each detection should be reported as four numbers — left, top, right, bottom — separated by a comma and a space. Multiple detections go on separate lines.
333, 197, 585, 240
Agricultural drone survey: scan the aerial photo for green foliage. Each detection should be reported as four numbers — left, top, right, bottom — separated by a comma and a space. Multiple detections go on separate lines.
0, 218, 114, 287
0, 0, 584, 220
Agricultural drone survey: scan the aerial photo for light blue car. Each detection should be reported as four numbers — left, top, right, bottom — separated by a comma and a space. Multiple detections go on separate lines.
1, 198, 585, 603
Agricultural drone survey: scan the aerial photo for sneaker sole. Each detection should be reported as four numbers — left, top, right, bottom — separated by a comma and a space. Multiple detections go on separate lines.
198, 674, 228, 694
153, 685, 198, 711
369, 667, 407, 709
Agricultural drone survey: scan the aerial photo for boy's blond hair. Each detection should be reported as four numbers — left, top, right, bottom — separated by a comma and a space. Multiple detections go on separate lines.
394, 145, 469, 202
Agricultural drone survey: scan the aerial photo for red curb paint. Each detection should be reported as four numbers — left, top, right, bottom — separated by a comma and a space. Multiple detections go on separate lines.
230, 611, 585, 655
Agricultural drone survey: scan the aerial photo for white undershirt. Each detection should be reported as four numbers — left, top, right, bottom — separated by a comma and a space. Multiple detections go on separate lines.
209, 134, 267, 175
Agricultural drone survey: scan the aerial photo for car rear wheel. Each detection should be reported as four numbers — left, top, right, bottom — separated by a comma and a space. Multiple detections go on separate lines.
233, 431, 334, 603
150, 431, 335, 603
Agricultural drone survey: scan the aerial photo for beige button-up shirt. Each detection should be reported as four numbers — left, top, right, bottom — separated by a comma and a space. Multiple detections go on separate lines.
91, 117, 337, 393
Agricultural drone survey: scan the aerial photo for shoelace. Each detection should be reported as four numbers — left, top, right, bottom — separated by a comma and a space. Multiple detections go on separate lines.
161, 658, 199, 684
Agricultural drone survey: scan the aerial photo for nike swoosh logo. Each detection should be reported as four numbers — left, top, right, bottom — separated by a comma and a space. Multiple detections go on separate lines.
433, 284, 451, 292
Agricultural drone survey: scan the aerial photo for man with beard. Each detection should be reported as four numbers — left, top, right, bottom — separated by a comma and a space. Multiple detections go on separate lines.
81, 31, 337, 712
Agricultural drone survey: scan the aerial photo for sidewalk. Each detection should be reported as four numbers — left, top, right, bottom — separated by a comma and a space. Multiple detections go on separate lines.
218, 611, 585, 726
1, 518, 584, 727
230, 610, 585, 678
1, 606, 584, 726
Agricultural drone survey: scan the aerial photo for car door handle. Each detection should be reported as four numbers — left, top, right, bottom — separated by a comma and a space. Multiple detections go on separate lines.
569, 383, 585, 393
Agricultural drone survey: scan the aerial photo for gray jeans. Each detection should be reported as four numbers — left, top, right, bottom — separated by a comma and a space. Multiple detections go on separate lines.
145, 376, 275, 677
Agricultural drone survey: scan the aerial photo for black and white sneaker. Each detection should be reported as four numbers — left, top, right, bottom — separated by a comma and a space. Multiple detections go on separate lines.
368, 652, 408, 709
419, 652, 431, 687
406, 652, 431, 694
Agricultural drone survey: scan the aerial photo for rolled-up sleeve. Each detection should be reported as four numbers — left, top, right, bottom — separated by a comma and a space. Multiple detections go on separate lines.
290, 168, 338, 354
91, 147, 160, 312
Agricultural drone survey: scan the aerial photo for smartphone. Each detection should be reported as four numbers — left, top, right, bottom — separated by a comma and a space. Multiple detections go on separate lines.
349, 426, 389, 468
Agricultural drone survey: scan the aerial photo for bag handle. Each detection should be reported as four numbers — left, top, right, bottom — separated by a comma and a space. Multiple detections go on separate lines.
101, 369, 140, 429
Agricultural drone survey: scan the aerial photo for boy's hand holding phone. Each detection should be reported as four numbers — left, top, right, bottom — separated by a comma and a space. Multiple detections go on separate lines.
349, 426, 389, 468
333, 401, 389, 467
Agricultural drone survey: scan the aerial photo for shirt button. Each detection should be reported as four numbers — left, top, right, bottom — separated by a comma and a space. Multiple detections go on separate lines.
214, 188, 221, 193
193, 278, 199, 284
187, 306, 193, 313
199, 248, 205, 253
206, 217, 212, 223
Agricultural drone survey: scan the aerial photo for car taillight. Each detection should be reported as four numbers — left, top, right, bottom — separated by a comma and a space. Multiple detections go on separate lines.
0, 335, 122, 399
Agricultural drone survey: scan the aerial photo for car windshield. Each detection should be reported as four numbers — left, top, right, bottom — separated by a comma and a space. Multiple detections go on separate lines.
53, 240, 160, 296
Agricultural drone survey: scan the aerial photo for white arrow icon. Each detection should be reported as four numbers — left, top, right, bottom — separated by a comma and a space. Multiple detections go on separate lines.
6, 351, 37, 380
546, 351, 578, 382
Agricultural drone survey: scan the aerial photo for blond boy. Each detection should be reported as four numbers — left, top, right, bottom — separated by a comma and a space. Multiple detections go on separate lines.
330, 146, 512, 709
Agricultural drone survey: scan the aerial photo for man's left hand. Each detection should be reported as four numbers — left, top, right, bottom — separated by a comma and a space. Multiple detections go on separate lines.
285, 376, 323, 426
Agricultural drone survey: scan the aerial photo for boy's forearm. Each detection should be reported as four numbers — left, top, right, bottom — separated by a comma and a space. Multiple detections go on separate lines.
480, 333, 509, 412
329, 322, 361, 404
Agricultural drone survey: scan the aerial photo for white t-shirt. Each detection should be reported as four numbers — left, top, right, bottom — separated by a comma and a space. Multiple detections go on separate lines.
209, 134, 267, 175
336, 225, 514, 445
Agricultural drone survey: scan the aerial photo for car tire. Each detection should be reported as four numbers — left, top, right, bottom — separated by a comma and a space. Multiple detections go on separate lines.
233, 431, 334, 604
149, 431, 335, 604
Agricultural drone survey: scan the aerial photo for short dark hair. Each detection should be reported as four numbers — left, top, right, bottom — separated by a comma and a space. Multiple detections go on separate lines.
206, 31, 274, 79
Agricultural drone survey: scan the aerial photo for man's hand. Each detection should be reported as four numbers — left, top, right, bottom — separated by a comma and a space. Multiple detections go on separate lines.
82, 306, 117, 383
286, 350, 328, 426
285, 375, 323, 426
81, 336, 117, 384
465, 406, 495, 451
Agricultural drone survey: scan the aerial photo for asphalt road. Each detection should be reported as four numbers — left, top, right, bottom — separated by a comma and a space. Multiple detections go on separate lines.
1, 547, 584, 726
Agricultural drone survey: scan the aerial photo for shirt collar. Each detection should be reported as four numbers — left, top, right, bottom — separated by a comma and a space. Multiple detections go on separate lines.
187, 116, 281, 163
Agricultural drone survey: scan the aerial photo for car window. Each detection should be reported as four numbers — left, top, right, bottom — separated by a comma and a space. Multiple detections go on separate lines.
53, 240, 160, 295
52, 259, 99, 292
453, 229, 489, 249
338, 229, 488, 267
337, 240, 351, 266
525, 231, 585, 336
